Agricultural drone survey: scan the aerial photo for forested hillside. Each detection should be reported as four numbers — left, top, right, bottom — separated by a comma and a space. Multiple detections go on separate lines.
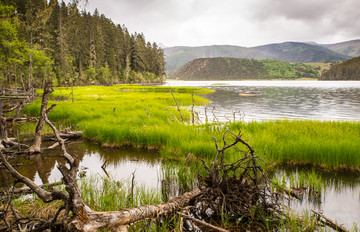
164, 42, 349, 74
319, 56, 360, 80
171, 57, 319, 80
0, 0, 165, 87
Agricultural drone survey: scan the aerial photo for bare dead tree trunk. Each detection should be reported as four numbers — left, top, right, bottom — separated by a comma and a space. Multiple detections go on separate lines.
28, 86, 54, 153
169, 87, 183, 122
0, 101, 7, 142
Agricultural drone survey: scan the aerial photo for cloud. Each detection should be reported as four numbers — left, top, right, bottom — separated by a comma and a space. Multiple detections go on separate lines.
78, 0, 360, 46
250, 0, 360, 42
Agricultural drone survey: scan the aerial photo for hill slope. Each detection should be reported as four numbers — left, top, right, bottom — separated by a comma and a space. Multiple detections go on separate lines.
319, 56, 360, 80
164, 42, 350, 74
321, 40, 360, 57
250, 42, 350, 63
171, 57, 319, 80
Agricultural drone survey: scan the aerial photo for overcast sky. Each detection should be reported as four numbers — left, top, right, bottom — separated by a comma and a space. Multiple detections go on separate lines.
76, 0, 360, 47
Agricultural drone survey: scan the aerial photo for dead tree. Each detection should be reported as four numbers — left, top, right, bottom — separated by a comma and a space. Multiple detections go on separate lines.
192, 130, 281, 230
28, 86, 54, 153
0, 88, 35, 151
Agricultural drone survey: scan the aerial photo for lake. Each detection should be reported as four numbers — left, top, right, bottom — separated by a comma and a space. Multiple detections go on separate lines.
163, 80, 360, 122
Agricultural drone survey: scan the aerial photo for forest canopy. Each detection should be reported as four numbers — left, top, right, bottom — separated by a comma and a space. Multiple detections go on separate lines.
0, 0, 165, 87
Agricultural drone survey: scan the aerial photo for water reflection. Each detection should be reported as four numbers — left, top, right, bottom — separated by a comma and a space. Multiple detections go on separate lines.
270, 167, 360, 228
0, 141, 161, 189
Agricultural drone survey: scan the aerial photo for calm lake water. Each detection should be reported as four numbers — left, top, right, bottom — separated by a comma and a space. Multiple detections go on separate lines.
163, 80, 360, 122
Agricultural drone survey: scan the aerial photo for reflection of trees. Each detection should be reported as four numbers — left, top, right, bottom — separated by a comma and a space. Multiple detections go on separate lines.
0, 142, 87, 187
91, 142, 160, 166
0, 141, 160, 188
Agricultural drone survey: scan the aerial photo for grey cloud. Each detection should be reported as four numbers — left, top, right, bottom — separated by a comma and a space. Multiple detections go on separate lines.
80, 0, 360, 46
250, 0, 360, 41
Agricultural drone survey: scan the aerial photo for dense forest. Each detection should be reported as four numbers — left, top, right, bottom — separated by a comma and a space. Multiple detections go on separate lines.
319, 56, 360, 80
171, 57, 319, 80
0, 0, 165, 87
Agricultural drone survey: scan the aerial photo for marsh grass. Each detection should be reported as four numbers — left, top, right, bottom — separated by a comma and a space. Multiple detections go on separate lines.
229, 120, 360, 170
23, 85, 360, 170
79, 175, 162, 211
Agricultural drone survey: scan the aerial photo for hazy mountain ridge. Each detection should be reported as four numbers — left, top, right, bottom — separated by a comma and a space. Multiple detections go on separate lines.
164, 41, 354, 74
320, 56, 360, 80
171, 57, 319, 80
321, 39, 360, 57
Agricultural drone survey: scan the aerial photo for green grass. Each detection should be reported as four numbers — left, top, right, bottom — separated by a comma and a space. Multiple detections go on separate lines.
228, 120, 360, 170
23, 85, 360, 170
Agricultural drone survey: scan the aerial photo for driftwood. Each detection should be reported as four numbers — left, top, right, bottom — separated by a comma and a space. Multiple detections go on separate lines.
311, 209, 348, 232
193, 130, 281, 230
179, 212, 229, 232
28, 86, 54, 153
4, 116, 39, 123
23, 131, 83, 143
0, 181, 63, 196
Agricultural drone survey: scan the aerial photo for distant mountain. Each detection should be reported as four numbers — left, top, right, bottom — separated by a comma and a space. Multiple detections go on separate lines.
319, 56, 360, 80
321, 40, 360, 57
164, 42, 350, 74
164, 45, 260, 75
171, 57, 319, 80
250, 42, 350, 63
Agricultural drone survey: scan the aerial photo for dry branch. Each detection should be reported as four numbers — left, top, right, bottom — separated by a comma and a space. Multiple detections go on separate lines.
169, 87, 183, 122
179, 212, 229, 232
193, 130, 280, 229
0, 151, 68, 203
0, 181, 64, 196
311, 210, 348, 232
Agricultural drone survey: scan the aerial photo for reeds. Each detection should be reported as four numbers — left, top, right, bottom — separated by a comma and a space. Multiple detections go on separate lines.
23, 85, 360, 170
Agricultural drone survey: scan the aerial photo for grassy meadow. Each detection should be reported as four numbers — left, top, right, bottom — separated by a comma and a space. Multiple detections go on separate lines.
23, 85, 360, 170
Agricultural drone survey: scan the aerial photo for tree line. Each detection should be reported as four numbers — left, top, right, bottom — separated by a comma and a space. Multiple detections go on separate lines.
319, 56, 360, 80
0, 0, 166, 88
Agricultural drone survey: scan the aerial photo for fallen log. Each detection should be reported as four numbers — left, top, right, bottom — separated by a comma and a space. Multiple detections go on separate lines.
311, 209, 348, 232
66, 189, 201, 231
5, 116, 39, 123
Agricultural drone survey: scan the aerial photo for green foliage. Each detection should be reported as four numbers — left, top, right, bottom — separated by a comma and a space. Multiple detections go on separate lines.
0, 1, 165, 87
320, 56, 360, 80
171, 57, 320, 80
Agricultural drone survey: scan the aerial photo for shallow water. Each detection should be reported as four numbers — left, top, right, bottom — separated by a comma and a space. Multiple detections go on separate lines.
0, 141, 162, 190
163, 80, 360, 122
270, 167, 360, 229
